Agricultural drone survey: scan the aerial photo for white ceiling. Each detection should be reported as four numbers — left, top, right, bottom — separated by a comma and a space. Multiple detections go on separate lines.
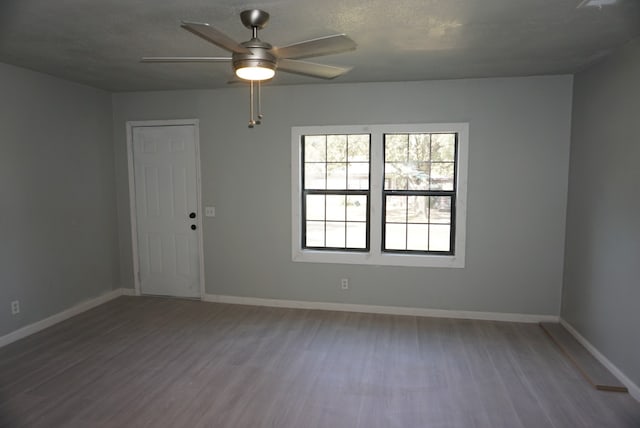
0, 0, 638, 92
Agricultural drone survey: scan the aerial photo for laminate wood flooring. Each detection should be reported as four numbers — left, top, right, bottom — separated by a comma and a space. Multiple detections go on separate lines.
1, 296, 639, 427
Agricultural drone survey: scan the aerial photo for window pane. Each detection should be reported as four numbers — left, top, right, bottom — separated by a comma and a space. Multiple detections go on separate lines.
326, 222, 346, 247
326, 163, 347, 189
346, 195, 367, 221
304, 163, 326, 189
430, 163, 454, 190
327, 135, 347, 162
385, 134, 408, 162
384, 163, 408, 190
306, 221, 325, 247
431, 134, 455, 162
385, 196, 406, 222
429, 225, 451, 251
304, 136, 326, 162
348, 135, 369, 161
305, 195, 325, 221
406, 162, 430, 191
407, 224, 429, 251
430, 197, 451, 224
407, 196, 429, 222
346, 222, 367, 248
347, 162, 369, 190
409, 134, 430, 162
326, 195, 346, 221
385, 223, 406, 250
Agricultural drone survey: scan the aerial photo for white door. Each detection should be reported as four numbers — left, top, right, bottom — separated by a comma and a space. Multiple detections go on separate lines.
131, 123, 201, 298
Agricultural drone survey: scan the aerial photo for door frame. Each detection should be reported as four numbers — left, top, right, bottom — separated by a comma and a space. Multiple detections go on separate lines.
125, 119, 206, 299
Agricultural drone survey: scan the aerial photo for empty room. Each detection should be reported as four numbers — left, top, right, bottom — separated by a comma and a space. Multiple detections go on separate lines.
1, 0, 639, 426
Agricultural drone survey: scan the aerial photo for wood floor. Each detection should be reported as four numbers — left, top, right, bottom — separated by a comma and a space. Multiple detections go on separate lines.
1, 297, 639, 428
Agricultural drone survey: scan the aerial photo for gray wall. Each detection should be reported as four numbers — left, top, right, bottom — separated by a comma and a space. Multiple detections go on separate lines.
113, 75, 573, 316
562, 38, 640, 388
0, 62, 119, 337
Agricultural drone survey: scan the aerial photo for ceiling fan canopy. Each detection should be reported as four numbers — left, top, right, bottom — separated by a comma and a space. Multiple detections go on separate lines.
142, 9, 357, 82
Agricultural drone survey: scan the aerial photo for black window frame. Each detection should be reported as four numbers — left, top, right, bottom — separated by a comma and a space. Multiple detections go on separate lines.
301, 134, 372, 252
381, 132, 458, 255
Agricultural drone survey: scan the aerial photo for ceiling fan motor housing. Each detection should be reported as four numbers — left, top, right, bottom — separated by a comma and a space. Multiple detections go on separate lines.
232, 39, 277, 73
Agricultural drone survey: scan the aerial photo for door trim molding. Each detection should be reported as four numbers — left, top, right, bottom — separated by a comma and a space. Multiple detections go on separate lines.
125, 119, 205, 300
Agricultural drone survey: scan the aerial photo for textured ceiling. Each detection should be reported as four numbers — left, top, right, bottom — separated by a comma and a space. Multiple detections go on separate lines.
0, 0, 638, 92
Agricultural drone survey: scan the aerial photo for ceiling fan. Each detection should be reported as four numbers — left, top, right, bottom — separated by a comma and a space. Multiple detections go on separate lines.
142, 9, 357, 127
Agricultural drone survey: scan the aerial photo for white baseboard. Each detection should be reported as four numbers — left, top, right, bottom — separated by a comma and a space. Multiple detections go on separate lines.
0, 288, 134, 348
203, 293, 559, 324
560, 319, 640, 402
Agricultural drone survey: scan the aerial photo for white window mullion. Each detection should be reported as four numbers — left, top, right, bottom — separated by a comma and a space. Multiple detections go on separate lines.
291, 129, 304, 259
368, 129, 384, 255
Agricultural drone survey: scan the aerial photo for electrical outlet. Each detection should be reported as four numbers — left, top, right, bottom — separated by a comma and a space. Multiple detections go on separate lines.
341, 278, 349, 290
205, 206, 215, 217
11, 300, 20, 315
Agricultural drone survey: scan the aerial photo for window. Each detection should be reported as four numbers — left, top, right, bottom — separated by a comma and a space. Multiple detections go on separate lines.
292, 124, 468, 268
302, 134, 371, 251
383, 133, 456, 254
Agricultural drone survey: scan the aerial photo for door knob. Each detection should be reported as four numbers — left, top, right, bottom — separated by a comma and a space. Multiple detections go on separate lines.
190, 224, 197, 230
189, 212, 196, 219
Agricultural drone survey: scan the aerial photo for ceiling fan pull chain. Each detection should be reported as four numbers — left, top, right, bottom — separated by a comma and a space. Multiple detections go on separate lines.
249, 80, 256, 128
256, 80, 263, 124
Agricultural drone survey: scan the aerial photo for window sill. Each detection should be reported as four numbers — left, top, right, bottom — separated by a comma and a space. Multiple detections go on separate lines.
292, 249, 465, 268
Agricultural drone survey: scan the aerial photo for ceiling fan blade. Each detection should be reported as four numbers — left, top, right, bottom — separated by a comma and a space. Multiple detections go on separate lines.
277, 59, 352, 79
274, 34, 356, 60
181, 21, 251, 54
141, 57, 231, 63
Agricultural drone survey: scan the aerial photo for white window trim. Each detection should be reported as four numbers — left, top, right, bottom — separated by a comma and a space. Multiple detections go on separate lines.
291, 123, 468, 268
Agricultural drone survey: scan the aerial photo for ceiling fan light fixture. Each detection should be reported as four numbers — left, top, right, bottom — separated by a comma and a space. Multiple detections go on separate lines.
235, 65, 275, 81
233, 54, 276, 81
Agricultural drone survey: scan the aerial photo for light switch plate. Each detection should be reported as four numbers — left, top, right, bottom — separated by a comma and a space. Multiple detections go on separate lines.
205, 206, 215, 217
